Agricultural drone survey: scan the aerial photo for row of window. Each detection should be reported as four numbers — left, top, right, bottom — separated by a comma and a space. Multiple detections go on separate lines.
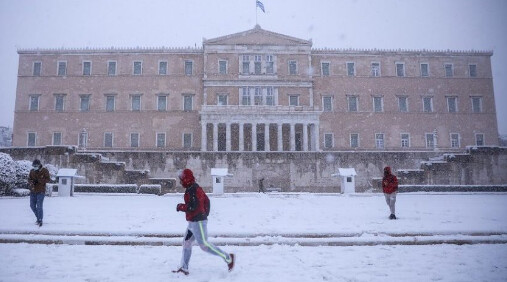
320, 61, 478, 78
26, 131, 193, 148
27, 91, 484, 114
32, 60, 195, 76
323, 132, 486, 149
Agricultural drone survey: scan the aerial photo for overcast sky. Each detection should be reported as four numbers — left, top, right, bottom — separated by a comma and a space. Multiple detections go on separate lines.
1, 0, 506, 135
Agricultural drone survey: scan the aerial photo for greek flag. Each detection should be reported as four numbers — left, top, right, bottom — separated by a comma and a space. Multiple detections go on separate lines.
256, 0, 265, 12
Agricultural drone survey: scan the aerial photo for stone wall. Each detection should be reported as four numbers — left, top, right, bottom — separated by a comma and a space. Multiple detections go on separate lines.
1, 146, 505, 193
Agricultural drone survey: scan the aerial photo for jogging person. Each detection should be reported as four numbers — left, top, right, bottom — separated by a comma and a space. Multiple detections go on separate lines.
173, 168, 235, 275
382, 166, 398, 220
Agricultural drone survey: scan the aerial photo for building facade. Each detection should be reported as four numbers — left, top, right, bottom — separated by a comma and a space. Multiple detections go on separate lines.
13, 26, 499, 151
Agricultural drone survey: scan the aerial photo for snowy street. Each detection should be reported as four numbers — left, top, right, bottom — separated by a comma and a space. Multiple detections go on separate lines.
1, 192, 507, 281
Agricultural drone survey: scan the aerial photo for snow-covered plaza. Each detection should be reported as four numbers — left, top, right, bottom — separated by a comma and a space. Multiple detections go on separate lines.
1, 192, 507, 281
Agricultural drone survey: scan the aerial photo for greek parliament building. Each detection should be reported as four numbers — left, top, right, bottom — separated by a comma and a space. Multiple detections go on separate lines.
13, 26, 499, 152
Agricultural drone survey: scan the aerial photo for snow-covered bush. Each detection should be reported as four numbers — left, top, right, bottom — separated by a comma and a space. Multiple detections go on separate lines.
138, 184, 161, 195
74, 184, 137, 193
45, 164, 58, 182
11, 188, 31, 197
0, 152, 16, 195
14, 160, 32, 189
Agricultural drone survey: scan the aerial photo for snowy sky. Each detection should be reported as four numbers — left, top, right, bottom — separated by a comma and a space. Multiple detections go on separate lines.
0, 0, 506, 135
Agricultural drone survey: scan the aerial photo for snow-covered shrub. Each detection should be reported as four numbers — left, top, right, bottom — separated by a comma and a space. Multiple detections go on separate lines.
11, 188, 31, 197
14, 160, 32, 189
0, 152, 16, 195
138, 184, 161, 195
74, 184, 137, 193
45, 164, 58, 182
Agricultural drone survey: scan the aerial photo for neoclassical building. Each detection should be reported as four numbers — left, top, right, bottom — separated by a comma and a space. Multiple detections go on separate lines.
13, 26, 499, 151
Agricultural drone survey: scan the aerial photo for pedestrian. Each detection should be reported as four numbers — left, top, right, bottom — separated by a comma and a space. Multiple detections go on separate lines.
382, 166, 398, 220
173, 168, 235, 275
28, 159, 50, 227
258, 178, 266, 193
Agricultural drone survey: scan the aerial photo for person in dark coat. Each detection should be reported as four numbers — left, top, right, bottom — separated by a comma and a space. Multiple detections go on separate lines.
258, 178, 266, 193
173, 168, 235, 276
28, 159, 50, 226
382, 166, 398, 220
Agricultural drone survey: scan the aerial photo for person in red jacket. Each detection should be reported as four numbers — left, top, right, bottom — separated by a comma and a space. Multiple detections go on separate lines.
173, 168, 235, 276
382, 166, 398, 220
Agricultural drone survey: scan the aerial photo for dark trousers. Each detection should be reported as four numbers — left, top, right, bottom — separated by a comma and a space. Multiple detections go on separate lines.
30, 192, 45, 222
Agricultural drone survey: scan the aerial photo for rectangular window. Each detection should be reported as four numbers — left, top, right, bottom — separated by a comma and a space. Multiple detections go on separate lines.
106, 95, 115, 112
348, 96, 358, 112
53, 132, 62, 146
27, 132, 36, 147
398, 96, 408, 112
426, 133, 435, 148
471, 97, 482, 113
375, 133, 384, 149
371, 62, 380, 77
185, 61, 193, 76
108, 61, 117, 76
219, 60, 227, 74
254, 55, 262, 75
321, 62, 330, 76
266, 55, 274, 74
447, 97, 458, 113
130, 133, 139, 148
80, 95, 90, 112
79, 131, 88, 148
241, 87, 251, 105
218, 94, 228, 106
104, 132, 113, 148
475, 133, 484, 146
420, 63, 429, 77
57, 61, 67, 76
156, 133, 166, 148
242, 55, 250, 74
289, 60, 297, 75
29, 95, 40, 111
33, 62, 42, 76
350, 134, 359, 148
324, 133, 333, 149
157, 95, 167, 111
183, 95, 193, 111
423, 97, 433, 112
469, 64, 477, 77
55, 94, 65, 112
373, 96, 383, 112
266, 87, 274, 106
401, 133, 410, 148
347, 62, 355, 76
323, 96, 332, 112
131, 95, 141, 111
133, 61, 142, 75
396, 63, 405, 77
159, 61, 168, 75
183, 133, 192, 148
445, 64, 453, 77
450, 133, 460, 148
83, 61, 91, 76
289, 95, 299, 106
254, 87, 263, 105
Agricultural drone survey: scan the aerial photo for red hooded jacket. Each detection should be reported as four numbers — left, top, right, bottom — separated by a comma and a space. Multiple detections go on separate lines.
382, 166, 398, 194
177, 169, 210, 222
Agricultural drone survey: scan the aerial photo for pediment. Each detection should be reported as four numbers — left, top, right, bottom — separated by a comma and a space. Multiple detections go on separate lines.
204, 25, 311, 46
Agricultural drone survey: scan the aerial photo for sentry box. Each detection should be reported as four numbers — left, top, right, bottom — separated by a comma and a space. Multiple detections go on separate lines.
210, 168, 233, 195
332, 168, 357, 194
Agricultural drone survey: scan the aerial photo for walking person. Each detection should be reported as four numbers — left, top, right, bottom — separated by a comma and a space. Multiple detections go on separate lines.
382, 166, 398, 220
173, 168, 235, 275
28, 159, 50, 227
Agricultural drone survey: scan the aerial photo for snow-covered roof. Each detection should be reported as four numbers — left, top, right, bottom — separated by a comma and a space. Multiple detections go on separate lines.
56, 168, 79, 177
337, 168, 357, 177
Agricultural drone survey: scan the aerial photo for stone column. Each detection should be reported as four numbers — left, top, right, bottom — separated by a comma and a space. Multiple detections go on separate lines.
252, 123, 257, 152
201, 122, 207, 151
313, 123, 320, 151
264, 123, 270, 152
290, 123, 295, 151
277, 123, 283, 151
239, 122, 244, 152
226, 122, 231, 151
213, 123, 218, 152
303, 123, 308, 151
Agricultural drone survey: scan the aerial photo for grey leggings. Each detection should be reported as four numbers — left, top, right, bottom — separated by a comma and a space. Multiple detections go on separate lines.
180, 220, 232, 270
384, 192, 397, 215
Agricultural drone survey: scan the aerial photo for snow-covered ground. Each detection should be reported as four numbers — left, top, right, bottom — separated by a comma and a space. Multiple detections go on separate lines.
1, 192, 507, 281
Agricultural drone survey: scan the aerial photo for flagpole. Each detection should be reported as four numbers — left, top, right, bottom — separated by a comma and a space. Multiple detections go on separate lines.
255, 0, 258, 26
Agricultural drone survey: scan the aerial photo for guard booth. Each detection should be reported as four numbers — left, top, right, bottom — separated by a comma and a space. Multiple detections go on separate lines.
56, 168, 83, 197
210, 168, 233, 195
332, 168, 357, 194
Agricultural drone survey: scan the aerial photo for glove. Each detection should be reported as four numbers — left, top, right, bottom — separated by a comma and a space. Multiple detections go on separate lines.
176, 204, 185, 212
